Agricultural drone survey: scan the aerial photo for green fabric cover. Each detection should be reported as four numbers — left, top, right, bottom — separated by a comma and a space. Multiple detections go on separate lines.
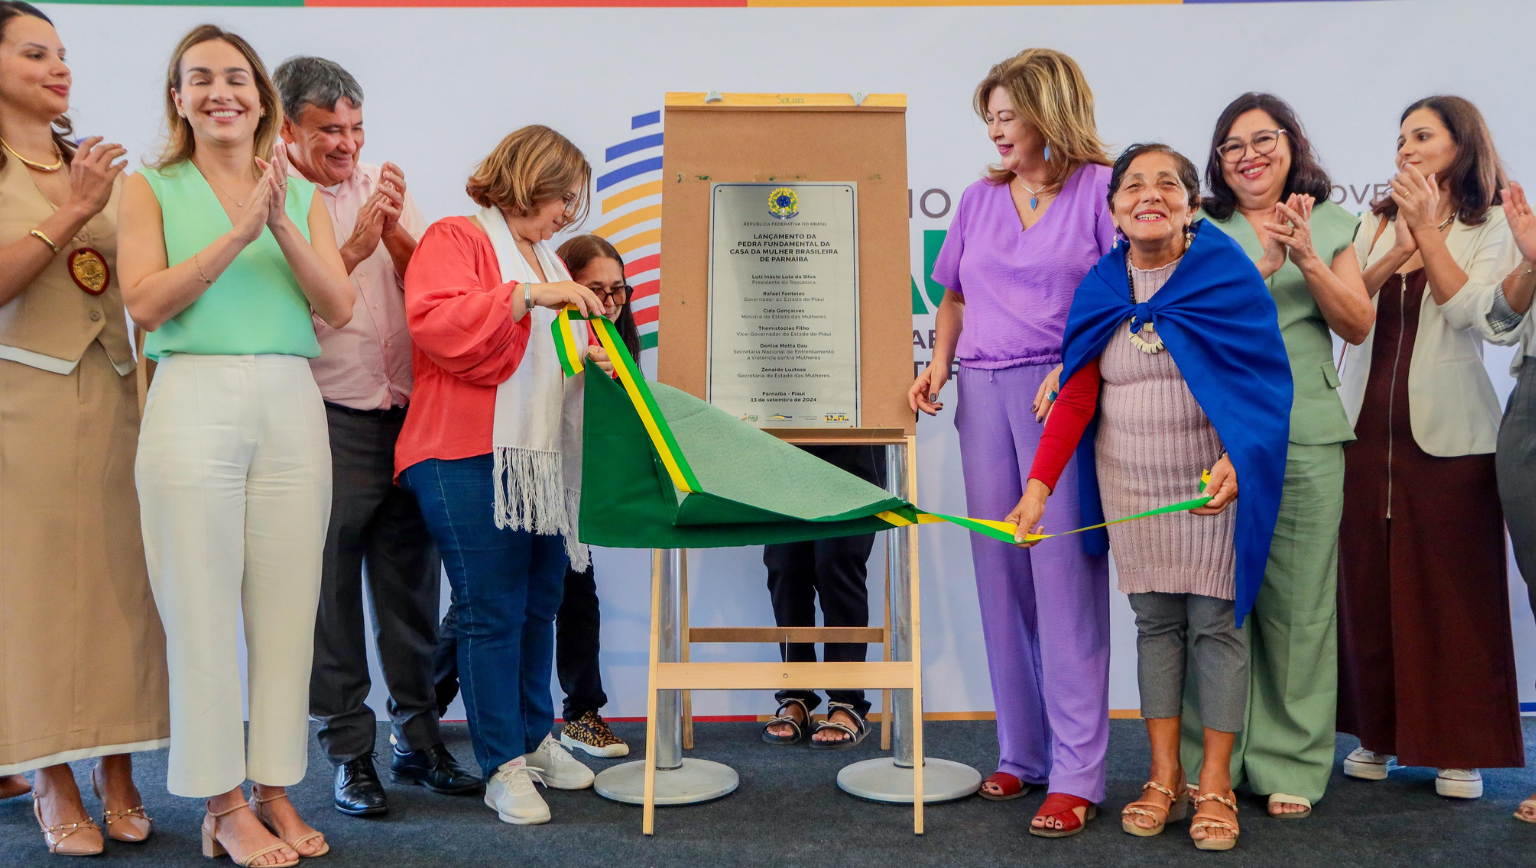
577, 368, 906, 549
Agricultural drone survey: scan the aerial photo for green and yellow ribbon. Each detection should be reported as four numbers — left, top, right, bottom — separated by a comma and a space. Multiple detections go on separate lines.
556, 306, 700, 494
554, 306, 1212, 543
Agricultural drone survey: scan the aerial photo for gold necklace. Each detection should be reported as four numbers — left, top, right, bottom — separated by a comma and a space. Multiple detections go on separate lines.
0, 136, 62, 172
202, 164, 260, 208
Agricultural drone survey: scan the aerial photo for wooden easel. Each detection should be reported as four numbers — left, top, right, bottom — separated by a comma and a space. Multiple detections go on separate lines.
639, 93, 923, 835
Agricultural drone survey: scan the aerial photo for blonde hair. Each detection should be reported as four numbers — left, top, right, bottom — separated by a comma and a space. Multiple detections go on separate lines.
150, 25, 280, 170
974, 48, 1110, 190
466, 125, 591, 227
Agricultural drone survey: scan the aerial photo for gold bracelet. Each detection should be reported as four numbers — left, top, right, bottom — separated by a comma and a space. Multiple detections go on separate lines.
192, 251, 214, 285
28, 228, 59, 254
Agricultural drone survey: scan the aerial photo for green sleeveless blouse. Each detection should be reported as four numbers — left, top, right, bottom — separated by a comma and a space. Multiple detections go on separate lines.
139, 163, 320, 360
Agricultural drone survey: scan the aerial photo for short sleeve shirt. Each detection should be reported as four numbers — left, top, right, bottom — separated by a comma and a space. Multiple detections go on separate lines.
930, 162, 1116, 369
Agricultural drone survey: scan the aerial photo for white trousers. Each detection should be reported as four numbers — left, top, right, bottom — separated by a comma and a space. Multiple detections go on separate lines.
136, 354, 332, 797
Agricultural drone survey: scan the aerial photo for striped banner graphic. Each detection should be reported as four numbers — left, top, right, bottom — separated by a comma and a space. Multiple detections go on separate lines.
593, 110, 663, 353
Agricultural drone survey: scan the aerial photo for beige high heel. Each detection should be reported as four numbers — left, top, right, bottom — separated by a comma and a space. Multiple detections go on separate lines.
1, 773, 32, 800
201, 801, 297, 868
33, 793, 104, 857
249, 790, 330, 858
91, 766, 151, 843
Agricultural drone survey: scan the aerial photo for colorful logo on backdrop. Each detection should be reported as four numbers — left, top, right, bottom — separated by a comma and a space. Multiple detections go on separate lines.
592, 110, 664, 353
767, 187, 799, 220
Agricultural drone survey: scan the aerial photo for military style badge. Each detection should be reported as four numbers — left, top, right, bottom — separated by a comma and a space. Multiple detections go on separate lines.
68, 247, 109, 296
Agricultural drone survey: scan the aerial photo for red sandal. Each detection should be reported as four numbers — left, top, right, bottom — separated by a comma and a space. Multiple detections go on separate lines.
1030, 792, 1097, 838
978, 771, 1030, 802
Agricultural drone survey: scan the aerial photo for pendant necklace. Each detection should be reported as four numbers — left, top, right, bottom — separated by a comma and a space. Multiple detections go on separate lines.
1, 137, 62, 172
203, 162, 260, 208
1014, 175, 1045, 212
1125, 252, 1167, 355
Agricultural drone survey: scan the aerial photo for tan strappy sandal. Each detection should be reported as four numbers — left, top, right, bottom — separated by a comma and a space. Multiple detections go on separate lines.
92, 767, 152, 842
1191, 791, 1240, 851
1515, 797, 1536, 824
33, 793, 104, 856
1121, 776, 1190, 837
249, 790, 329, 858
202, 801, 297, 867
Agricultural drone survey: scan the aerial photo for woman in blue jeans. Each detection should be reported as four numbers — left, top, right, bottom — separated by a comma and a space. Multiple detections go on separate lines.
394, 126, 611, 825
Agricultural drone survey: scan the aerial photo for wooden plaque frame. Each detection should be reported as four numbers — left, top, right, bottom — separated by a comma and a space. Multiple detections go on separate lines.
657, 92, 913, 444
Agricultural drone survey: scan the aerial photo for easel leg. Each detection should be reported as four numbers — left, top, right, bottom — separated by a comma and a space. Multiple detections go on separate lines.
681, 551, 694, 751
906, 436, 924, 835
643, 549, 663, 835
880, 553, 891, 752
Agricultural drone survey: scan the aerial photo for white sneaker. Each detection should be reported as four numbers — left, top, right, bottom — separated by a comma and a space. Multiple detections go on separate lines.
522, 734, 595, 790
484, 758, 550, 825
1436, 768, 1483, 799
1343, 748, 1395, 780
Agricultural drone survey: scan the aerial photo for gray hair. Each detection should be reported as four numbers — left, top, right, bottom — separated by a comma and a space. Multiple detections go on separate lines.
272, 56, 364, 122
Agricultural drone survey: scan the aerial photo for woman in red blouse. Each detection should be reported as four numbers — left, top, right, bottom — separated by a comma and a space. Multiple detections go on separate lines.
395, 126, 610, 827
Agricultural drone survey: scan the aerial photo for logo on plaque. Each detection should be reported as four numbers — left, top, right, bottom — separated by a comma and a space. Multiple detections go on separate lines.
767, 187, 799, 220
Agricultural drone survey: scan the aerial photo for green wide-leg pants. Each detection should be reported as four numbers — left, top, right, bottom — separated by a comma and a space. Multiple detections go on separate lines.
1180, 442, 1343, 804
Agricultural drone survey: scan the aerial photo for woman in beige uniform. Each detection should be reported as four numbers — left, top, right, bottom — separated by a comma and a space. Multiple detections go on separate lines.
0, 2, 169, 857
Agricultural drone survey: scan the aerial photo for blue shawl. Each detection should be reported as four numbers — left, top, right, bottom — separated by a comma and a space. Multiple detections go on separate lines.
1061, 220, 1292, 626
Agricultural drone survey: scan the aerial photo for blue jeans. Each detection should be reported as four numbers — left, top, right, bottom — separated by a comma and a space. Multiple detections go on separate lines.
399, 455, 567, 773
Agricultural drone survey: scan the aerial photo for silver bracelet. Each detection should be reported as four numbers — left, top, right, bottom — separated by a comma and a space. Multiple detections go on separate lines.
523, 283, 534, 319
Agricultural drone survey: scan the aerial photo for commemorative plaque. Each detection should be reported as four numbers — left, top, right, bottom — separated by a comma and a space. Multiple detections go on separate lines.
706, 182, 859, 428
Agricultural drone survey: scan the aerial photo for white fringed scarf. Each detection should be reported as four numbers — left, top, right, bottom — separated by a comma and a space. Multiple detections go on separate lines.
479, 207, 589, 570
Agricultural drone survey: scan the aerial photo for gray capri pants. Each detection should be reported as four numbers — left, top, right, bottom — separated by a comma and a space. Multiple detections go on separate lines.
1127, 592, 1249, 733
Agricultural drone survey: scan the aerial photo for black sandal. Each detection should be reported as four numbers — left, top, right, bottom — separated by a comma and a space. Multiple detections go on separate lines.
762, 698, 811, 745
808, 702, 868, 751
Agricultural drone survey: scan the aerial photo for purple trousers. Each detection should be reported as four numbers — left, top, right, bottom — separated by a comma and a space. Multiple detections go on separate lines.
954, 363, 1111, 802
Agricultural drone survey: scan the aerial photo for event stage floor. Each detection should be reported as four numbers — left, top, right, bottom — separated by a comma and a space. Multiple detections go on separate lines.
3, 718, 1533, 867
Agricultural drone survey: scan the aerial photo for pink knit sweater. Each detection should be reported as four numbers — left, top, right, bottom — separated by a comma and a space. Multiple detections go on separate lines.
1095, 258, 1237, 600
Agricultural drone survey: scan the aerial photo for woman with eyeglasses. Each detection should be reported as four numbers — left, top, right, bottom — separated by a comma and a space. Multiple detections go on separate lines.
396, 126, 610, 825
1336, 95, 1525, 802
1177, 93, 1373, 821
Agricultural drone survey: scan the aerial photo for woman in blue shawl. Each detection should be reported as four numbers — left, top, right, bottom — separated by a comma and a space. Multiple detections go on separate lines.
1008, 144, 1291, 851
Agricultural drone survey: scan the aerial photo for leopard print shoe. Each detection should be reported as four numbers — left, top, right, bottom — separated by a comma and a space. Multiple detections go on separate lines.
560, 711, 630, 758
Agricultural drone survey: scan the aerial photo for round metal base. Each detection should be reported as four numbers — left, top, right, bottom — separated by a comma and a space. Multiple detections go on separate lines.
836, 757, 982, 804
594, 758, 739, 806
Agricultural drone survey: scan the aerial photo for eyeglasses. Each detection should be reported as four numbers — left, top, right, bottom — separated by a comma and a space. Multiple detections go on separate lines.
1217, 129, 1286, 164
590, 284, 630, 305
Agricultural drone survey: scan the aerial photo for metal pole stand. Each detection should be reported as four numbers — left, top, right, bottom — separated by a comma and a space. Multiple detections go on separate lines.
837, 440, 982, 805
594, 549, 738, 811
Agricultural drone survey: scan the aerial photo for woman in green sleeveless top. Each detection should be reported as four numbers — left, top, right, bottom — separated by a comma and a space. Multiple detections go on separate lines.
118, 25, 352, 868
1179, 94, 1374, 819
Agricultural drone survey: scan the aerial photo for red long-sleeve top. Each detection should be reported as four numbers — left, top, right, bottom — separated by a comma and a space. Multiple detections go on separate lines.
394, 216, 533, 478
1026, 359, 1102, 492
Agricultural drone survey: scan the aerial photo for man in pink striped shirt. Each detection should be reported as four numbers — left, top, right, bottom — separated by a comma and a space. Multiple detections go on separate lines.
275, 56, 480, 819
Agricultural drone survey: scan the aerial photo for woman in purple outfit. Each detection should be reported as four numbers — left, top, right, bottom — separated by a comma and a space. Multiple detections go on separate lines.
907, 47, 1113, 838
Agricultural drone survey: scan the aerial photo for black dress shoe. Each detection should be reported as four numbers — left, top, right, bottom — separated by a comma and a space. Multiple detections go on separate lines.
334, 755, 389, 817
390, 743, 483, 795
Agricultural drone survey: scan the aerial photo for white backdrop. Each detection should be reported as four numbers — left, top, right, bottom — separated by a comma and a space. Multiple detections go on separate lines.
44, 0, 1534, 721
